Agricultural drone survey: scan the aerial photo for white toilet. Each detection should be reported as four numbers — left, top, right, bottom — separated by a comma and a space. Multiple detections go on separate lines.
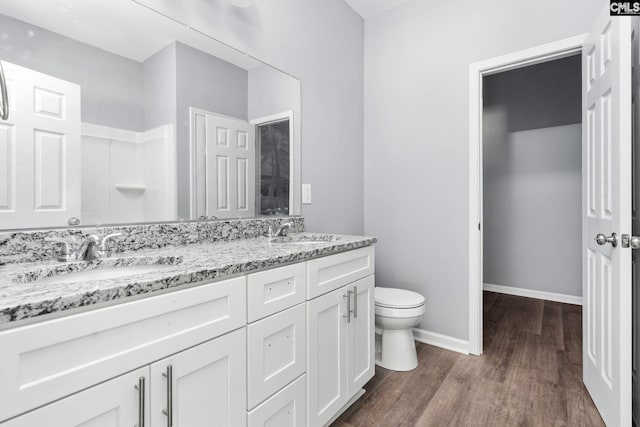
374, 287, 425, 371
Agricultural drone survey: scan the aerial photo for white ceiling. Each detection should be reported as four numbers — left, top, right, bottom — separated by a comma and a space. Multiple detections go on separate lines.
343, 0, 413, 20
0, 0, 261, 69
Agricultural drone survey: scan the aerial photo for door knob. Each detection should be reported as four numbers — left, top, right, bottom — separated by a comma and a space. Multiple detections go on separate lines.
595, 233, 618, 247
622, 234, 640, 249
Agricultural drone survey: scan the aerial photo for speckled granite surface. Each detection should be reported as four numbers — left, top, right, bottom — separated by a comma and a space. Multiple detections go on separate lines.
0, 233, 376, 327
0, 217, 304, 265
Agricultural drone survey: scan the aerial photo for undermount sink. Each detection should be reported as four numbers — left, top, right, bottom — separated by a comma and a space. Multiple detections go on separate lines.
285, 240, 332, 245
32, 264, 177, 285
270, 234, 340, 245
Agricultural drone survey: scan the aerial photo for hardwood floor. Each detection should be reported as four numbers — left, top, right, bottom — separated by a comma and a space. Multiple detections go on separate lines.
331, 292, 605, 427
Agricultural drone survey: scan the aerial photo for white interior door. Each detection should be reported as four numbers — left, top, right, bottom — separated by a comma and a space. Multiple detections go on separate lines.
582, 7, 633, 426
0, 61, 81, 228
203, 113, 255, 218
632, 15, 640, 427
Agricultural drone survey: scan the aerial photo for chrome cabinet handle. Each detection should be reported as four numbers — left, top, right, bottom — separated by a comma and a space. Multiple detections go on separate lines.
596, 233, 618, 247
0, 61, 8, 121
162, 365, 173, 427
136, 376, 145, 427
343, 292, 351, 323
353, 286, 358, 318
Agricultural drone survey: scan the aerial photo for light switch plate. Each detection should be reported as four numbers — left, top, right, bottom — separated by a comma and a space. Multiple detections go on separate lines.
302, 184, 312, 204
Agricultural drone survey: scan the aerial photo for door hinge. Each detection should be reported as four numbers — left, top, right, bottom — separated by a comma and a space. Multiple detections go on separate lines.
478, 222, 481, 231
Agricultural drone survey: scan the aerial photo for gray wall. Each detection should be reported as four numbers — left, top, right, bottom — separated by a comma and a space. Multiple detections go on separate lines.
175, 42, 249, 219
139, 0, 365, 234
0, 13, 144, 131
483, 55, 582, 297
143, 43, 177, 130
364, 0, 601, 340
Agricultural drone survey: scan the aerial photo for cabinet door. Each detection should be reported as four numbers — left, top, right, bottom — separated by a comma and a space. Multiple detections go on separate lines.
347, 275, 375, 397
2, 367, 149, 427
150, 328, 247, 427
247, 374, 306, 427
247, 303, 306, 409
306, 287, 348, 427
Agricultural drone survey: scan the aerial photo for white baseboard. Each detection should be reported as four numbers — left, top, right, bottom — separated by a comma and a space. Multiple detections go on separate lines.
483, 283, 582, 306
412, 328, 469, 355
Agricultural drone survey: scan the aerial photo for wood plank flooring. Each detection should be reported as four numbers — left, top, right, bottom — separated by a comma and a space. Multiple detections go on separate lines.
332, 292, 605, 427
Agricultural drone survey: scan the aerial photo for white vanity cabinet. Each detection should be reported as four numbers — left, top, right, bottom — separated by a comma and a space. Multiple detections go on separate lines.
306, 247, 376, 427
0, 276, 246, 423
150, 328, 247, 427
1, 367, 150, 427
0, 244, 375, 427
246, 263, 308, 425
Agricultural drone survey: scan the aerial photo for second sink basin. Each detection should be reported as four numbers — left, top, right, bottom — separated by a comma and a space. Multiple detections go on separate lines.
32, 264, 177, 285
270, 233, 340, 245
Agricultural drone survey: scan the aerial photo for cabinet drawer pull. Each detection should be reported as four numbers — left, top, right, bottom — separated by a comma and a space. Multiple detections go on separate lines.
353, 286, 358, 318
343, 292, 351, 323
136, 376, 145, 427
162, 365, 173, 427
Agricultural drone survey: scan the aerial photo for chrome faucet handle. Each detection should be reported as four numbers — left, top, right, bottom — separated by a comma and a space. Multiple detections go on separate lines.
44, 238, 74, 262
274, 222, 293, 237
76, 235, 101, 261
99, 233, 122, 257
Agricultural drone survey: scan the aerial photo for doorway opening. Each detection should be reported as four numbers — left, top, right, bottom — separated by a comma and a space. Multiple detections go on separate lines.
251, 111, 294, 217
468, 35, 586, 356
482, 54, 583, 307
256, 119, 291, 215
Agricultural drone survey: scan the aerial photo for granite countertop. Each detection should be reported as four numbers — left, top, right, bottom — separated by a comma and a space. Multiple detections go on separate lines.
0, 233, 376, 327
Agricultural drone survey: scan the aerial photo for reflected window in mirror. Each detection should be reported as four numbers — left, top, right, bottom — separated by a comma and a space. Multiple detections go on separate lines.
257, 119, 290, 216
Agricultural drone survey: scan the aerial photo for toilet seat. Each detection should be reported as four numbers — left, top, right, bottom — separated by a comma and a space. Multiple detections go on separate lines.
375, 304, 424, 318
375, 287, 425, 309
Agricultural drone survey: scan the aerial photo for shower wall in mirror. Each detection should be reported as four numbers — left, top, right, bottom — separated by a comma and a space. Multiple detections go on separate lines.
0, 0, 301, 230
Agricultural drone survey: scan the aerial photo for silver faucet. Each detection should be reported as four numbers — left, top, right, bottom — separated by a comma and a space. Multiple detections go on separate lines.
267, 222, 293, 239
75, 235, 101, 261
46, 233, 122, 262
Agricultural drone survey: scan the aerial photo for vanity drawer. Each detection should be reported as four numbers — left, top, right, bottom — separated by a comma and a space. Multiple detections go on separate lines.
0, 276, 246, 422
248, 374, 306, 427
306, 246, 375, 299
247, 263, 306, 322
247, 303, 306, 409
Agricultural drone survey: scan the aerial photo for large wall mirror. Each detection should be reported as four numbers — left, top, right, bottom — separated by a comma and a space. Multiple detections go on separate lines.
0, 0, 301, 230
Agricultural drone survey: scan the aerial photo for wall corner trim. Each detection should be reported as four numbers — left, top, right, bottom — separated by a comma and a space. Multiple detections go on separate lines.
483, 283, 582, 306
412, 328, 470, 355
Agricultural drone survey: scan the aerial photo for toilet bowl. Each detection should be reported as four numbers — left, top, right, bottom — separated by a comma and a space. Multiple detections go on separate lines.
374, 287, 425, 371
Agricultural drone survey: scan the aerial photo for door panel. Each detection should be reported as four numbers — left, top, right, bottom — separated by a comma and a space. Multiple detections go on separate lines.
0, 60, 81, 228
1, 367, 149, 427
632, 14, 640, 427
582, 6, 633, 426
201, 113, 255, 218
347, 276, 375, 397
150, 328, 247, 427
307, 287, 348, 427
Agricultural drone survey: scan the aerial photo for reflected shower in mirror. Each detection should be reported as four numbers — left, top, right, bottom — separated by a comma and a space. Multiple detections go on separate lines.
0, 0, 301, 231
